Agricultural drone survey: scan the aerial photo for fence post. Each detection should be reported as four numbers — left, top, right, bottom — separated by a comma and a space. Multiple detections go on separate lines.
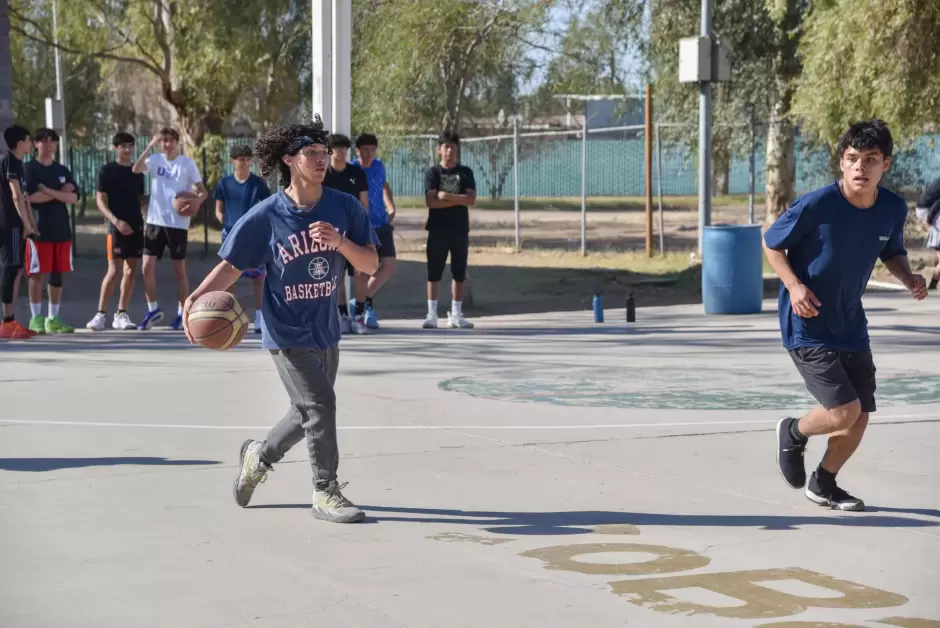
513, 116, 520, 252
68, 145, 77, 256
580, 102, 588, 257
644, 84, 653, 258
748, 105, 756, 224
656, 124, 665, 256
202, 147, 209, 257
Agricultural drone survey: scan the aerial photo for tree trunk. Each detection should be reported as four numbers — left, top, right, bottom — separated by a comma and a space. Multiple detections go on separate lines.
764, 100, 795, 221
711, 137, 731, 196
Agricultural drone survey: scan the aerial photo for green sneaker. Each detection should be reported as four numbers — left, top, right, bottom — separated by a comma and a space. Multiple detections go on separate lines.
45, 316, 75, 334
28, 315, 46, 334
312, 481, 365, 523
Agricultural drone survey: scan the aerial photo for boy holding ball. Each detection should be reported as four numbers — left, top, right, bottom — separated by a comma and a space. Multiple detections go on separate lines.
182, 117, 378, 523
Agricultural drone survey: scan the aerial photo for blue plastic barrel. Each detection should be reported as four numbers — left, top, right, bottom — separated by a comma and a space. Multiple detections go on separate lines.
702, 224, 763, 315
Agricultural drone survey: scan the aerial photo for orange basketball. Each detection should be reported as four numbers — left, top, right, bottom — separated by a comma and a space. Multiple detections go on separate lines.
187, 291, 250, 350
174, 191, 200, 216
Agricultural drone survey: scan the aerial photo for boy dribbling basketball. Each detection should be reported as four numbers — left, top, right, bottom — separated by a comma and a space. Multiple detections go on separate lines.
182, 117, 379, 523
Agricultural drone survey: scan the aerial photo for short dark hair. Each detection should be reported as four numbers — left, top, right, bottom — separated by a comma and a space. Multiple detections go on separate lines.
4, 125, 30, 149
355, 133, 378, 149
112, 132, 135, 147
328, 133, 351, 149
229, 144, 253, 159
159, 127, 180, 142
438, 130, 460, 146
838, 119, 893, 159
255, 115, 330, 188
34, 128, 59, 143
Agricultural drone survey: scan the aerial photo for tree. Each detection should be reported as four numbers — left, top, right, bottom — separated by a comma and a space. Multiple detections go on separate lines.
351, 0, 552, 135
10, 0, 308, 145
647, 0, 778, 199
791, 0, 940, 148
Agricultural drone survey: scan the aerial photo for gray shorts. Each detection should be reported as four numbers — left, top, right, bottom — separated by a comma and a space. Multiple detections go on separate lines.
788, 346, 877, 413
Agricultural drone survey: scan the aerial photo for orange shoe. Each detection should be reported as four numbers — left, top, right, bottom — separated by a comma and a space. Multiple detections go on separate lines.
0, 320, 34, 339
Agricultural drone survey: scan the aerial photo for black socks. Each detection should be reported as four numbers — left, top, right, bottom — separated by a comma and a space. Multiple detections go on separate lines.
2, 315, 13, 323
789, 419, 808, 444
338, 304, 348, 317
355, 301, 365, 316
816, 465, 837, 485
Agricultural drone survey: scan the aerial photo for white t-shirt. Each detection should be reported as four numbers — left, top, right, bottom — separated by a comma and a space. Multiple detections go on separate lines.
144, 153, 203, 229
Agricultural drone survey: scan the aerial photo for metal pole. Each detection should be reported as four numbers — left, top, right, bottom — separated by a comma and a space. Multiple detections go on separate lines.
513, 116, 520, 252
697, 0, 713, 256
331, 0, 351, 135
311, 0, 332, 128
656, 124, 665, 256
748, 105, 756, 224
52, 0, 68, 169
580, 102, 587, 257
644, 84, 653, 258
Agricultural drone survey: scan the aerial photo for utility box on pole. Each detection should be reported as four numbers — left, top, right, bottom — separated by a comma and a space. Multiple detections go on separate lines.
678, 36, 731, 84
45, 98, 65, 130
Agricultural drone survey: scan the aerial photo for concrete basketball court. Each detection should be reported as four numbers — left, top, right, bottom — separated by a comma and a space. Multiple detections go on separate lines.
1, 290, 938, 627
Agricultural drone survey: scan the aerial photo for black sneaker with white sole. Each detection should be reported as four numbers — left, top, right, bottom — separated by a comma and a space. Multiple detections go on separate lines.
805, 472, 865, 511
776, 417, 807, 488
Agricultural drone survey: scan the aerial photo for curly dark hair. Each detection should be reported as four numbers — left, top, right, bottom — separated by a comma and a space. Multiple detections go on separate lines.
254, 115, 330, 188
838, 119, 894, 159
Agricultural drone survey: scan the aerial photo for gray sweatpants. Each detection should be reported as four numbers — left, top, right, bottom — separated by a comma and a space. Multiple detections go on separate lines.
259, 346, 340, 488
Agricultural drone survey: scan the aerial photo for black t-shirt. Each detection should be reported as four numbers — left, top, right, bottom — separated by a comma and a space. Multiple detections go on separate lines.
424, 164, 476, 232
0, 153, 26, 229
25, 159, 75, 242
322, 163, 368, 205
97, 162, 145, 233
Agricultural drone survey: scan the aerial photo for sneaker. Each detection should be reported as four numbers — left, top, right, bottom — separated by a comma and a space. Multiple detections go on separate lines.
776, 417, 807, 488
351, 315, 369, 335
447, 311, 474, 329
112, 312, 137, 330
138, 308, 164, 330
339, 314, 352, 334
28, 314, 46, 335
311, 481, 365, 523
0, 320, 33, 339
364, 305, 379, 329
233, 440, 272, 508
805, 472, 865, 511
86, 312, 106, 331
45, 316, 75, 334
422, 313, 438, 329
169, 314, 184, 330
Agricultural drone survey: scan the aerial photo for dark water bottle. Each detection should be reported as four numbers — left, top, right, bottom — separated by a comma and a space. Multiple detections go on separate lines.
626, 292, 636, 323
593, 293, 604, 323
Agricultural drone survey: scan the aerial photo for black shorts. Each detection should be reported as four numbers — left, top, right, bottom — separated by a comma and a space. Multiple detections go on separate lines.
789, 346, 877, 413
427, 230, 469, 282
0, 226, 24, 269
375, 224, 396, 258
108, 230, 144, 260
144, 225, 188, 260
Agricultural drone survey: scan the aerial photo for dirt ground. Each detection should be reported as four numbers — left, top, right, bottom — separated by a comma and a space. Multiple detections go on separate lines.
62, 194, 929, 320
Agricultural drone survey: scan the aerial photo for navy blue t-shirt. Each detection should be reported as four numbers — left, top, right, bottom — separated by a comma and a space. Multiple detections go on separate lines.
214, 174, 271, 232
763, 182, 908, 352
219, 188, 378, 350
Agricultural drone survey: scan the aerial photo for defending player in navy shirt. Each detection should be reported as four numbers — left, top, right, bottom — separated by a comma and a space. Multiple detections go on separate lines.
183, 118, 379, 524
765, 119, 926, 512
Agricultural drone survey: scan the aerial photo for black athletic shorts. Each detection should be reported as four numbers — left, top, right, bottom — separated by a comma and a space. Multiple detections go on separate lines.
789, 346, 877, 413
375, 224, 396, 259
108, 230, 144, 260
144, 225, 188, 260
427, 229, 468, 282
0, 226, 24, 269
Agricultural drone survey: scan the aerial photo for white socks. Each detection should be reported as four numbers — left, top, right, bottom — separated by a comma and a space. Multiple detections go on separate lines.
30, 302, 41, 317
147, 300, 159, 313
177, 303, 183, 316
452, 301, 463, 317
428, 300, 438, 316
255, 310, 262, 327
49, 303, 59, 318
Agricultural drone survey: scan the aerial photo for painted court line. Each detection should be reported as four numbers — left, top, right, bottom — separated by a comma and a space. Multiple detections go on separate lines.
0, 413, 938, 432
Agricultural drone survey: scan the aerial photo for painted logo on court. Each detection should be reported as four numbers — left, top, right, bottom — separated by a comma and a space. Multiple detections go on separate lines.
308, 257, 329, 280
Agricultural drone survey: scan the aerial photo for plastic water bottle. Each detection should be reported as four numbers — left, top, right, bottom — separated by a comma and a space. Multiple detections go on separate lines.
593, 293, 604, 323
626, 292, 636, 323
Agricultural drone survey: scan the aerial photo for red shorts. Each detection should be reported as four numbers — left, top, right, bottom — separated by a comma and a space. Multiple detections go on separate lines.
25, 240, 73, 276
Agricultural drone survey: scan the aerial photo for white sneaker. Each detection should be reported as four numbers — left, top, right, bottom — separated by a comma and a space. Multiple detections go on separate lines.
351, 315, 369, 335
339, 315, 352, 334
86, 312, 106, 331
422, 313, 439, 329
448, 311, 474, 329
112, 312, 136, 330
